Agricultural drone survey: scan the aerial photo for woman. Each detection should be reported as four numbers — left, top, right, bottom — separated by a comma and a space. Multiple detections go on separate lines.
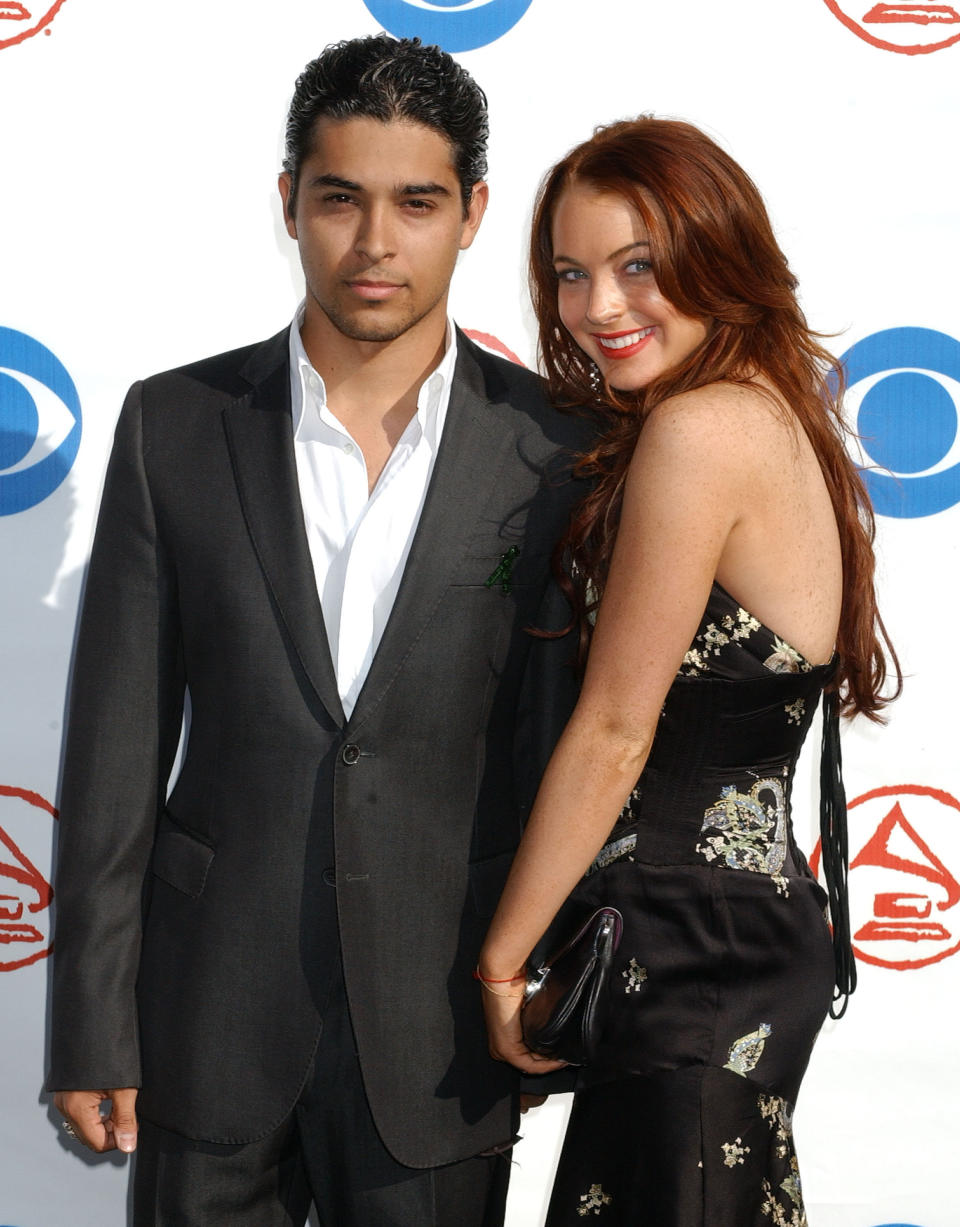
477, 119, 899, 1225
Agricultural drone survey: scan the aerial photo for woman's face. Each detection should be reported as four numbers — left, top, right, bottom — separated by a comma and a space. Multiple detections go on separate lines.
551, 181, 710, 391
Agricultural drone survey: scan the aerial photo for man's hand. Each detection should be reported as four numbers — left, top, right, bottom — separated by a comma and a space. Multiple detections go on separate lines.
54, 1088, 139, 1153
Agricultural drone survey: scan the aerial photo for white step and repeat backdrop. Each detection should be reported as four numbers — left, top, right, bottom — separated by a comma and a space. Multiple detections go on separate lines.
2, 2, 958, 1224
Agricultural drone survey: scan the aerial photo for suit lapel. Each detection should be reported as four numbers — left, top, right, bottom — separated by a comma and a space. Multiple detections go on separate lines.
224, 331, 345, 728
349, 337, 514, 730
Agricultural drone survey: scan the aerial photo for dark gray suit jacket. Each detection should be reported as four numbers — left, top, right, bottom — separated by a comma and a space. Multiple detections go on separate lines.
47, 328, 587, 1167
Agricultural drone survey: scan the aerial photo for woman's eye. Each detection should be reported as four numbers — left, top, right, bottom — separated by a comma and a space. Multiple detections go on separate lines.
625, 258, 652, 274
556, 268, 586, 283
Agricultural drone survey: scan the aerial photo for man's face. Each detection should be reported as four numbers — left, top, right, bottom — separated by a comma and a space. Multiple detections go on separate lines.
279, 116, 487, 347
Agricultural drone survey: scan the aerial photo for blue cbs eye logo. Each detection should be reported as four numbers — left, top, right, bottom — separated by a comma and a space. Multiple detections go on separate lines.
838, 327, 960, 519
0, 327, 82, 516
362, 0, 535, 53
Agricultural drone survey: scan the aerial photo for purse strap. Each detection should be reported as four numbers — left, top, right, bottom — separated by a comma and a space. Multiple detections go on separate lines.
818, 687, 857, 1018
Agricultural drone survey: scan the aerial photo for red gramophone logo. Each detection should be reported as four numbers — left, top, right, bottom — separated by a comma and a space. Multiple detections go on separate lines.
824, 0, 960, 53
463, 328, 526, 368
0, 785, 56, 972
0, 0, 68, 51
815, 784, 960, 970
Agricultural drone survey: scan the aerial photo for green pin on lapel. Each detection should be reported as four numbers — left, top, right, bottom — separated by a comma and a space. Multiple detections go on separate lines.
485, 545, 520, 594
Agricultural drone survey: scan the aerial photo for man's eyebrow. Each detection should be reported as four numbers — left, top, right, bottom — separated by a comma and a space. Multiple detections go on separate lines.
554, 240, 650, 265
308, 173, 363, 192
305, 175, 452, 199
400, 182, 452, 198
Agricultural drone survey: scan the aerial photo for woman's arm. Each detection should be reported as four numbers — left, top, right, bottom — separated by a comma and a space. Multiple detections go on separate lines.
479, 385, 754, 1072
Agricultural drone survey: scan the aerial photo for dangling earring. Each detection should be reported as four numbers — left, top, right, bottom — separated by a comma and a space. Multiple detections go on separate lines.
589, 362, 601, 395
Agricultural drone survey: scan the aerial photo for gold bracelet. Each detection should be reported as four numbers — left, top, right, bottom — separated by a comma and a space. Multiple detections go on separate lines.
477, 978, 526, 999
473, 963, 526, 985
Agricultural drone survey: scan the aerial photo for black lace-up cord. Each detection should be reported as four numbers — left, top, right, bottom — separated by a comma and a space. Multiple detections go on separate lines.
819, 689, 857, 1018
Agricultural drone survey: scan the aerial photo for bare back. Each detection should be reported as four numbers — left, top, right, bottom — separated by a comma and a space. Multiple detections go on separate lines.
712, 380, 842, 666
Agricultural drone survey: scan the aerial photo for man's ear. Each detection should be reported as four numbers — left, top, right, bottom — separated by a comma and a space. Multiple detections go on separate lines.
278, 173, 298, 239
459, 181, 489, 251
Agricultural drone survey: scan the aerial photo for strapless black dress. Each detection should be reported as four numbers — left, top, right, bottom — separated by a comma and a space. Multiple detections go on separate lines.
544, 582, 839, 1227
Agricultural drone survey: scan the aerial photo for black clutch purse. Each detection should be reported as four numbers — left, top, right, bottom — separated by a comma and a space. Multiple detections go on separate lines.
521, 906, 623, 1066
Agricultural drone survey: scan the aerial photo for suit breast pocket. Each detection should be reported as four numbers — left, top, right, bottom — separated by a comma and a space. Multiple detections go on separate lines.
449, 541, 551, 592
151, 812, 216, 898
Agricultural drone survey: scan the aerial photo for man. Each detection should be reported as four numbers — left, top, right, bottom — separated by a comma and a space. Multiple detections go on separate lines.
47, 34, 584, 1227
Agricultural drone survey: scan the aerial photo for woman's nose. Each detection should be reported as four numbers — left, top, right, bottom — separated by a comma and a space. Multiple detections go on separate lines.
585, 277, 624, 325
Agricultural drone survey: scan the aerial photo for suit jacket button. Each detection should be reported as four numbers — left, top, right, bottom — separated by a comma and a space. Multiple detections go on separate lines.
341, 743, 361, 766
321, 867, 336, 888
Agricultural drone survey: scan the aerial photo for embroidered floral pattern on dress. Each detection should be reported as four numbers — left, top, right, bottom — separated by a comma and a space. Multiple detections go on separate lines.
584, 574, 600, 627
723, 1023, 772, 1076
763, 636, 812, 675
587, 825, 637, 876
577, 1184, 613, 1216
615, 783, 643, 825
758, 1093, 794, 1158
721, 1137, 750, 1167
681, 604, 762, 675
784, 698, 805, 726
697, 775, 790, 895
760, 1156, 806, 1226
622, 958, 647, 993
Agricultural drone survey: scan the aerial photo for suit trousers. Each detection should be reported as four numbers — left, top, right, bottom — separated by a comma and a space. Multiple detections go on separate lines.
132, 970, 512, 1227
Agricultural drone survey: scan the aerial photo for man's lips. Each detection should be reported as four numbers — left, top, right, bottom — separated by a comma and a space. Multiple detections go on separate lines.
346, 280, 405, 301
594, 326, 655, 358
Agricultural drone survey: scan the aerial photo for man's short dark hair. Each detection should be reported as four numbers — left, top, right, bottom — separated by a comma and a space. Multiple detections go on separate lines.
283, 34, 489, 216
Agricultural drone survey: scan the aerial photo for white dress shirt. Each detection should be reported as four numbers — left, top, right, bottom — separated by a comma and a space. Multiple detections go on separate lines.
288, 304, 458, 718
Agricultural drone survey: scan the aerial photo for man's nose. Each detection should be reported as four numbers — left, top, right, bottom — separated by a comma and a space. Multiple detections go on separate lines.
354, 204, 395, 264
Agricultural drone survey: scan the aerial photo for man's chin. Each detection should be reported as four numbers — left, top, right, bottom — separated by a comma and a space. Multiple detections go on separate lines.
325, 306, 417, 345
342, 323, 412, 344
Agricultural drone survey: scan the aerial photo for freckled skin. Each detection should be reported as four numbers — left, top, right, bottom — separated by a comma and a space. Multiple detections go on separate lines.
551, 184, 709, 392
479, 186, 844, 1074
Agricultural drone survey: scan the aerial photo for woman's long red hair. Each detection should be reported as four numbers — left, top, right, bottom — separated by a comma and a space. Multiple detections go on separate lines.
531, 118, 899, 719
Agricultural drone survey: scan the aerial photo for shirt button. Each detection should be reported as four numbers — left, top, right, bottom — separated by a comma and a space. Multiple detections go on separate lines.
341, 743, 361, 766
342, 441, 354, 455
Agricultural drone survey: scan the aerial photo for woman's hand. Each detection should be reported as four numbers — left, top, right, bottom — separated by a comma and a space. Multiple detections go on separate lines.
479, 981, 568, 1075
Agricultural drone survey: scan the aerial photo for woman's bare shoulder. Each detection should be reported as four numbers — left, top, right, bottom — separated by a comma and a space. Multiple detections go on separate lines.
640, 380, 797, 465
650, 379, 788, 425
